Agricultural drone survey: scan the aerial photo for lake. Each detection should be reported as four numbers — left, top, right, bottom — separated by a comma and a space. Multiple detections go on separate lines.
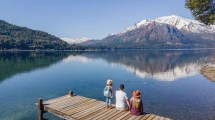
0, 50, 215, 120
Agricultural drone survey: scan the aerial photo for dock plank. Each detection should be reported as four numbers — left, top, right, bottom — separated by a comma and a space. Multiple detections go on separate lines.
36, 94, 171, 120
122, 113, 133, 120
110, 111, 129, 120
91, 108, 116, 120
65, 101, 101, 115
84, 107, 111, 120
133, 115, 144, 120
45, 96, 82, 108
146, 114, 156, 120
140, 114, 151, 120
104, 109, 122, 120
152, 116, 161, 120
97, 109, 119, 120
159, 117, 165, 120
47, 96, 86, 109
79, 106, 108, 120
43, 95, 69, 104
116, 112, 131, 120
60, 99, 96, 112
73, 102, 106, 118
128, 115, 139, 120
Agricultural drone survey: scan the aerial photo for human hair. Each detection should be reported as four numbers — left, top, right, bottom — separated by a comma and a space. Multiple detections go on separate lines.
108, 83, 112, 86
132, 97, 141, 108
120, 84, 124, 90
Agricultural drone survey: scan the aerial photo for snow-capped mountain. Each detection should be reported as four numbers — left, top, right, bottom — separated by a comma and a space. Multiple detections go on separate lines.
121, 15, 215, 34
61, 37, 91, 44
85, 15, 215, 49
155, 15, 215, 33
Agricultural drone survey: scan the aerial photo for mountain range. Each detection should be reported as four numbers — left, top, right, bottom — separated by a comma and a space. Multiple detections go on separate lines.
1, 15, 215, 50
80, 15, 215, 49
61, 37, 91, 44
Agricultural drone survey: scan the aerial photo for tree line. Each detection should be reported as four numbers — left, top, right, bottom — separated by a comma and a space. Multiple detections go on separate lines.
0, 20, 83, 50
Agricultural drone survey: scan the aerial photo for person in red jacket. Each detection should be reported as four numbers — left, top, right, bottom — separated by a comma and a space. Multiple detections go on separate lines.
130, 90, 144, 115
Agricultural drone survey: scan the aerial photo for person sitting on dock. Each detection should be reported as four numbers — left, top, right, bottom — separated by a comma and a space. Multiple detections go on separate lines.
130, 90, 144, 115
115, 84, 130, 111
103, 79, 113, 108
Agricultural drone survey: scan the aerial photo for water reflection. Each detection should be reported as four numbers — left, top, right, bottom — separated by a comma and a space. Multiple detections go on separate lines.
68, 50, 214, 81
0, 50, 215, 120
0, 51, 70, 82
113, 62, 201, 81
62, 55, 91, 63
1, 50, 214, 82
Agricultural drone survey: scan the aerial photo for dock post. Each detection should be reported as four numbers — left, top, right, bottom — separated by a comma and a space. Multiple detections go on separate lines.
38, 98, 44, 120
68, 91, 74, 97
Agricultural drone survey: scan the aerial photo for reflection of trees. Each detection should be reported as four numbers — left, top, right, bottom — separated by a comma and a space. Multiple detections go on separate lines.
1, 50, 214, 82
83, 50, 214, 75
0, 51, 71, 82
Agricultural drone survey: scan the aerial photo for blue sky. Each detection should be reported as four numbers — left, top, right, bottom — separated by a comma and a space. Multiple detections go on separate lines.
0, 0, 193, 39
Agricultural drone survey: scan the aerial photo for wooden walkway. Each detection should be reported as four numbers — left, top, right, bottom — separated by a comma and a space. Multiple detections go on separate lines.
36, 91, 172, 120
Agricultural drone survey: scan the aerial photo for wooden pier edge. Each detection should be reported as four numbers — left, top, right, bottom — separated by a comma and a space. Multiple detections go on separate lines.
36, 91, 172, 120
36, 91, 74, 120
37, 98, 44, 120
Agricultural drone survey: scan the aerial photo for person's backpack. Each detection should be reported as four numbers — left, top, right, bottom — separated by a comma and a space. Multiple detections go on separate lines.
103, 86, 111, 97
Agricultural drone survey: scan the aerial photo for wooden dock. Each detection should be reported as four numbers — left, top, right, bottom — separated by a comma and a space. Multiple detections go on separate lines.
36, 91, 172, 120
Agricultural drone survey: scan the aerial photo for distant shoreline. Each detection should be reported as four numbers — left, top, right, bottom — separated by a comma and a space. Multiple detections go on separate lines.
0, 48, 215, 52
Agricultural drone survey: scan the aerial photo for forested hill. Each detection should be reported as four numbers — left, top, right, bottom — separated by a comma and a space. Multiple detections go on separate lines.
0, 20, 80, 50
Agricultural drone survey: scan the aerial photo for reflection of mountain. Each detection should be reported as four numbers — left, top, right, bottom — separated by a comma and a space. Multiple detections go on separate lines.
3, 50, 213, 82
62, 55, 91, 63
0, 52, 70, 82
115, 63, 201, 81
80, 50, 214, 81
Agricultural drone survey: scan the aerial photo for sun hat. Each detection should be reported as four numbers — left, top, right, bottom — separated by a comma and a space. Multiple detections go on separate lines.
133, 90, 141, 98
106, 79, 112, 85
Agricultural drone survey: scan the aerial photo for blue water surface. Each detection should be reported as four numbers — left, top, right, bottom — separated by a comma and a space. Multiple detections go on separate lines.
0, 50, 215, 120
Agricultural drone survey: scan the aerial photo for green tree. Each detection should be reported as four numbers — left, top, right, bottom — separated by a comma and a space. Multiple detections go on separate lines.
186, 0, 215, 25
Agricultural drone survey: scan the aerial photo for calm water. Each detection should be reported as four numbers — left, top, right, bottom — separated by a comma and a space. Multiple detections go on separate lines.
0, 50, 215, 120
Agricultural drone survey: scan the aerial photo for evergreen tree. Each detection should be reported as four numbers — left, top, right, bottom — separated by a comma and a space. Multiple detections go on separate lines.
0, 20, 84, 50
186, 0, 215, 25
